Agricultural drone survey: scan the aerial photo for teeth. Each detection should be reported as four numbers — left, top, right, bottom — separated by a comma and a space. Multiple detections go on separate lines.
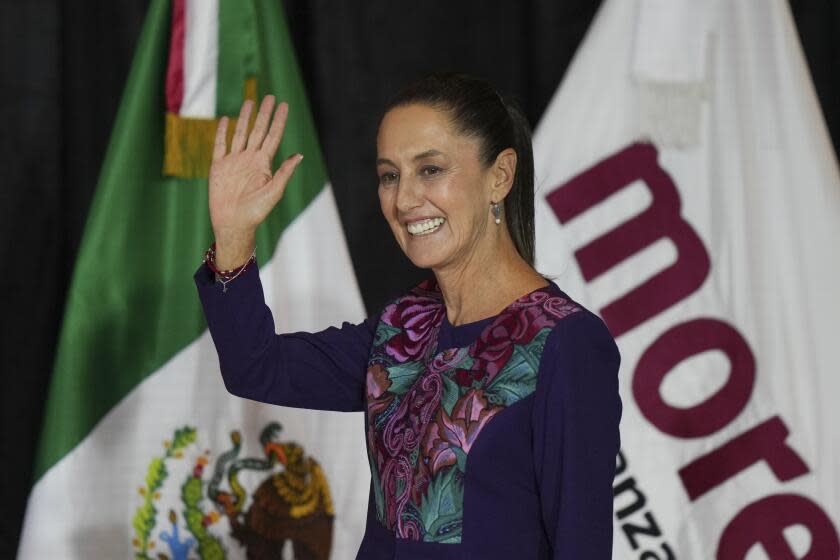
407, 217, 445, 235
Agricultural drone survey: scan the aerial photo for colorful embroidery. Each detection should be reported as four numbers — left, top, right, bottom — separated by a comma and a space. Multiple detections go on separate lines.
365, 278, 581, 543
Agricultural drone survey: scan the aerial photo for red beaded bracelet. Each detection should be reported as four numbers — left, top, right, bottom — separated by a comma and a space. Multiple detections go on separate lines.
203, 243, 256, 292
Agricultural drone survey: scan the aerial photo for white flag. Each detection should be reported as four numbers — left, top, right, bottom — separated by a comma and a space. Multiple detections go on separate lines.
533, 0, 840, 558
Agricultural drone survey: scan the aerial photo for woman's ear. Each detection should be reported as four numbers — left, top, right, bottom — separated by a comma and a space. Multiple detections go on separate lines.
490, 148, 517, 201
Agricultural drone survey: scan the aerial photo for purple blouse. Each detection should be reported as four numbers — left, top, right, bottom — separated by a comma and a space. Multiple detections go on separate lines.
195, 261, 621, 559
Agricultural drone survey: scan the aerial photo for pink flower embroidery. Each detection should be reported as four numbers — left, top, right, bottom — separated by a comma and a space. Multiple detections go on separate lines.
421, 389, 502, 476
471, 306, 553, 379
543, 296, 580, 320
429, 347, 469, 374
382, 293, 443, 361
366, 363, 392, 400
453, 367, 482, 387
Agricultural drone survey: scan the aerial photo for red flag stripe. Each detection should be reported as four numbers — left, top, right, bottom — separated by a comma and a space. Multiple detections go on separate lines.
165, 0, 185, 114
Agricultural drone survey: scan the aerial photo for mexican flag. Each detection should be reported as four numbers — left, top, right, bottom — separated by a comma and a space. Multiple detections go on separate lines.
17, 1, 370, 558
533, 0, 840, 557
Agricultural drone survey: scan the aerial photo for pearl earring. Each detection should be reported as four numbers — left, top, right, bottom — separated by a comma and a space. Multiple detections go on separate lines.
490, 201, 502, 224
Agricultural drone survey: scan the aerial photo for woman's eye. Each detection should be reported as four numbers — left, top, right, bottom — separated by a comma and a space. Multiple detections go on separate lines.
421, 166, 441, 177
379, 171, 398, 185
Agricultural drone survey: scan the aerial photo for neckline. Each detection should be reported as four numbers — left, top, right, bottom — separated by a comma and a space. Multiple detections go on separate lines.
437, 313, 496, 351
432, 278, 557, 352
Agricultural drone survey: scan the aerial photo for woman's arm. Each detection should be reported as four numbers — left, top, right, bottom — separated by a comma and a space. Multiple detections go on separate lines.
196, 96, 374, 411
532, 310, 622, 558
195, 260, 375, 412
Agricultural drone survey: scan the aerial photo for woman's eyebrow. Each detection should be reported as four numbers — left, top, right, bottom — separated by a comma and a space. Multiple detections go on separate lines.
413, 149, 443, 161
376, 149, 443, 167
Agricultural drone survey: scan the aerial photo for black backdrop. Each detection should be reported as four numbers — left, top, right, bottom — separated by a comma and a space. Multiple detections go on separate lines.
1, 1, 837, 555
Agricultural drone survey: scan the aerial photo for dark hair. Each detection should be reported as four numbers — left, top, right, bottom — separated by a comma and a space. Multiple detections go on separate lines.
382, 73, 536, 265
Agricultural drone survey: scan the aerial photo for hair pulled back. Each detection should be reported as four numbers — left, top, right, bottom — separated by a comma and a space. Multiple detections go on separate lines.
383, 73, 536, 265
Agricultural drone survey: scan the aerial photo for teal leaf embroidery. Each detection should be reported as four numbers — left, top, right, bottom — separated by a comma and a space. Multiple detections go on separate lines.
386, 361, 425, 395
451, 351, 474, 372
453, 446, 467, 473
369, 454, 386, 521
485, 328, 551, 406
374, 323, 402, 347
440, 375, 460, 416
419, 466, 464, 543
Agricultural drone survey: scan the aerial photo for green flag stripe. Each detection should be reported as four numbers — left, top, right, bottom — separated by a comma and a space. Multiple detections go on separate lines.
251, 0, 328, 262
216, 0, 258, 117
217, 0, 328, 264
34, 0, 328, 481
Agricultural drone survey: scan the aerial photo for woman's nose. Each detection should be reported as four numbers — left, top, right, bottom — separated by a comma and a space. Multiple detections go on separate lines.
395, 176, 423, 213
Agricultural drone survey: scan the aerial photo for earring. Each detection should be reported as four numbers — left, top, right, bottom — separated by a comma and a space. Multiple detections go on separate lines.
490, 201, 502, 224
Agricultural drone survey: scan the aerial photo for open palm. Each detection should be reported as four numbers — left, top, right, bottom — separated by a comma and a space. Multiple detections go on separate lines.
208, 96, 303, 267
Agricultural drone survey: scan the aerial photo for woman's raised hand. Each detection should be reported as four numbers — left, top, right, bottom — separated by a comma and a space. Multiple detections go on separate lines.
209, 95, 303, 269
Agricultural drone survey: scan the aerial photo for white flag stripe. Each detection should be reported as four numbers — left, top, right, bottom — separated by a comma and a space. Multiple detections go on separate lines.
180, 0, 218, 118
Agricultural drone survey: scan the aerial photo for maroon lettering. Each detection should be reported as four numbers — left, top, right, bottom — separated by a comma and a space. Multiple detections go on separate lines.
680, 416, 810, 501
717, 493, 840, 559
545, 142, 710, 337
633, 318, 755, 438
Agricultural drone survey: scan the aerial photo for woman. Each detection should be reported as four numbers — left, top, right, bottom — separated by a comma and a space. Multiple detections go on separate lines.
195, 73, 622, 559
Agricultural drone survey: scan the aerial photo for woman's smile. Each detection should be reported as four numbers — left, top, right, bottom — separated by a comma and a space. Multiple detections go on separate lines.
406, 217, 446, 236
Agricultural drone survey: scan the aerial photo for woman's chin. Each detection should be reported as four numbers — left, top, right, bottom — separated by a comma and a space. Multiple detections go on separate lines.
403, 244, 449, 270
405, 254, 440, 270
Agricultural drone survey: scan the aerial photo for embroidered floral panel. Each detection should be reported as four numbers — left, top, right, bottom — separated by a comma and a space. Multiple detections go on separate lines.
365, 279, 581, 543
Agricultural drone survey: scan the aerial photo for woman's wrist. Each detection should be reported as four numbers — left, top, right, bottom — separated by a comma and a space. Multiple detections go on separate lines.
213, 228, 256, 270
203, 242, 256, 293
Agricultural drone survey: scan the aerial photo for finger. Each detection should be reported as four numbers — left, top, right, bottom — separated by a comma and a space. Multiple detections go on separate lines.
262, 153, 303, 208
230, 100, 254, 153
261, 101, 289, 160
212, 117, 229, 161
245, 95, 275, 151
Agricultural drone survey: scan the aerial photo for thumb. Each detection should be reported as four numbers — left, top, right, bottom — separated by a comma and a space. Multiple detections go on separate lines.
262, 153, 304, 208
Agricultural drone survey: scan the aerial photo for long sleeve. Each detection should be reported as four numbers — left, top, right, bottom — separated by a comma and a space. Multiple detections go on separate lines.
194, 260, 376, 412
532, 310, 622, 558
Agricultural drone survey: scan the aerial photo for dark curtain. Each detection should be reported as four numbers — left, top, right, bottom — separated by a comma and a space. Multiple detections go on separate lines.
1, 0, 837, 555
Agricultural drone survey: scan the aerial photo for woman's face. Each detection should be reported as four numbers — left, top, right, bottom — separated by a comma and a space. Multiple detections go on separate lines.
376, 103, 496, 271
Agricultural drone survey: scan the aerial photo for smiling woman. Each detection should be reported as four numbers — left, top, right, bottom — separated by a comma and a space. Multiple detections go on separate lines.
195, 72, 622, 559
376, 102, 518, 278
378, 74, 536, 272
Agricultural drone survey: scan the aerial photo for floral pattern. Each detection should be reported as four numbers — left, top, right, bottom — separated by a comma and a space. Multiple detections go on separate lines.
421, 388, 502, 476
365, 278, 580, 543
380, 281, 445, 362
